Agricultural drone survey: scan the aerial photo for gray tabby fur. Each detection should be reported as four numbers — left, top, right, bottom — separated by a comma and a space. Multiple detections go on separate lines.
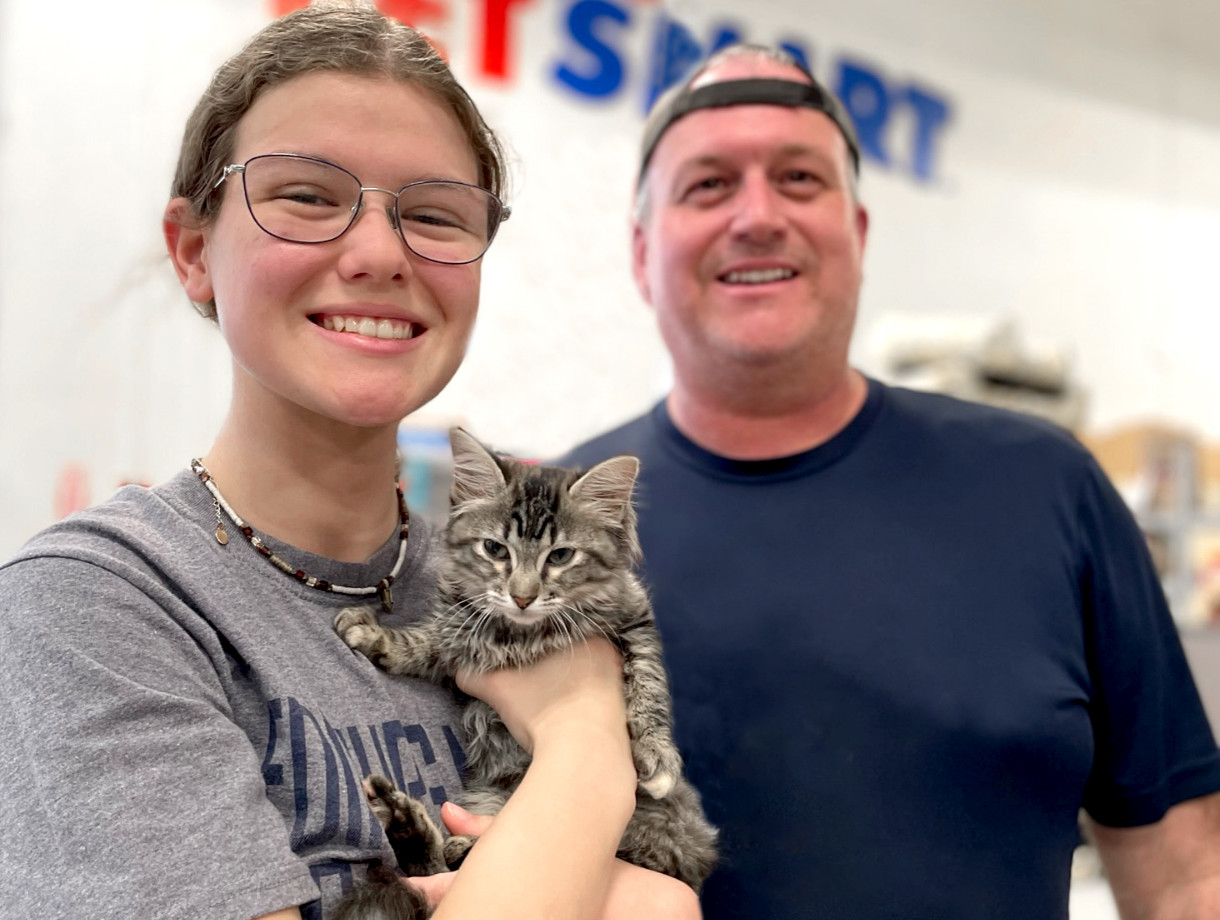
334, 427, 718, 909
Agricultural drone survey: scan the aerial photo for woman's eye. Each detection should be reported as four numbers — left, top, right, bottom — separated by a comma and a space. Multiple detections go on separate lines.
402, 207, 462, 229
273, 185, 342, 208
547, 547, 574, 565
483, 539, 509, 560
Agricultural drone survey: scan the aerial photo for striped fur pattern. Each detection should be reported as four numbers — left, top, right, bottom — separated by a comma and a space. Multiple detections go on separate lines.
334, 428, 718, 913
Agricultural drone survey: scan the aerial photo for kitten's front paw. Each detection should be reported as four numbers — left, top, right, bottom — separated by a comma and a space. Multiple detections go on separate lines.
335, 606, 382, 654
634, 735, 683, 800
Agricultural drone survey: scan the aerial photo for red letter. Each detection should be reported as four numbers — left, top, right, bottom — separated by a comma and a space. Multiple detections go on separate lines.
380, 0, 450, 27
479, 0, 534, 80
268, 0, 310, 16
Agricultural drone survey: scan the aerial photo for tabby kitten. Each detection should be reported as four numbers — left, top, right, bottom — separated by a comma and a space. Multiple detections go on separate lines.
333, 427, 717, 916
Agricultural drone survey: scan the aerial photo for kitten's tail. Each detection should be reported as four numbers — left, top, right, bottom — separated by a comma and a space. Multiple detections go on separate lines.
333, 864, 431, 920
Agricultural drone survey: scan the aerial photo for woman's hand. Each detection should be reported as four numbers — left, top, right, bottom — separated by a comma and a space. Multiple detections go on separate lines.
456, 638, 630, 757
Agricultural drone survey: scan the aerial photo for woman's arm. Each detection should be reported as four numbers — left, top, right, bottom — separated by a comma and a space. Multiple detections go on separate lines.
430, 639, 640, 920
412, 803, 702, 920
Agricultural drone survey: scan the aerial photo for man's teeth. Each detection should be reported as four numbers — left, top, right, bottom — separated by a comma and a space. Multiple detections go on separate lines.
722, 268, 796, 284
320, 315, 417, 340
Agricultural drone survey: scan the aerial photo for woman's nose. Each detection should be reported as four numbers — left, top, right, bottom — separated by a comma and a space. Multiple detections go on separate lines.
338, 190, 413, 282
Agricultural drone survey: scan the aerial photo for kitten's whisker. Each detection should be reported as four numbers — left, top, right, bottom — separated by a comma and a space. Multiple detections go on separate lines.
454, 603, 488, 634
442, 596, 480, 617
567, 604, 614, 645
455, 593, 498, 634
543, 607, 573, 652
557, 608, 585, 653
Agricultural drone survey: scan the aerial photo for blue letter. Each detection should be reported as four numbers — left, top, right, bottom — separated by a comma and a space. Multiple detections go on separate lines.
905, 84, 952, 181
707, 23, 743, 55
554, 0, 629, 99
778, 39, 813, 73
836, 59, 892, 166
643, 15, 703, 112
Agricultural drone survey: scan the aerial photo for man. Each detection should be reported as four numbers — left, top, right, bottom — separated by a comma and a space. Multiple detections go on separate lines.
561, 44, 1220, 919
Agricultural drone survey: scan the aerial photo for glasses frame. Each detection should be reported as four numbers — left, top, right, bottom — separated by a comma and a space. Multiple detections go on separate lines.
212, 153, 511, 265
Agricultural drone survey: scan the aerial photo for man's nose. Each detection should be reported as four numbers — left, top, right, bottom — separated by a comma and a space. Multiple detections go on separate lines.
730, 174, 786, 242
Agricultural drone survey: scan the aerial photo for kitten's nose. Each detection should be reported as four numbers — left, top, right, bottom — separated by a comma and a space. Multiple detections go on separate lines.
511, 594, 535, 610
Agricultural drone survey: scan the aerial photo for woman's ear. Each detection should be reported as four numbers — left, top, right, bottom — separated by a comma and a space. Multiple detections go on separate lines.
164, 198, 214, 305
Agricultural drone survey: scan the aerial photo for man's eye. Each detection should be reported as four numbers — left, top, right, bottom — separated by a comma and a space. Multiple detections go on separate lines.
780, 170, 825, 193
547, 547, 575, 566
483, 539, 509, 560
687, 176, 727, 195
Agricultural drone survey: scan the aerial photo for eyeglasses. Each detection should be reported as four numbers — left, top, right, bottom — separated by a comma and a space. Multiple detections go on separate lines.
213, 154, 510, 265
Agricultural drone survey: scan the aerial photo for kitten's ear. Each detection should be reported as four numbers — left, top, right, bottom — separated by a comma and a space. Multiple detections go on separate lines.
449, 427, 506, 509
570, 455, 642, 559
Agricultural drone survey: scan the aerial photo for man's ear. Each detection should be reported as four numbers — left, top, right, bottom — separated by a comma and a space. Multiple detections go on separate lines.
631, 218, 652, 306
164, 198, 214, 305
854, 202, 870, 254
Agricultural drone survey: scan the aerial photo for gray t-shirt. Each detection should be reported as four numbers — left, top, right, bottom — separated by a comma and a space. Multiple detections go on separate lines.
0, 470, 466, 920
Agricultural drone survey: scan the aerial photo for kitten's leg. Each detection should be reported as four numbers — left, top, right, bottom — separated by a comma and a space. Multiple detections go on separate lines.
335, 606, 436, 678
618, 777, 720, 891
620, 625, 685, 799
364, 775, 448, 877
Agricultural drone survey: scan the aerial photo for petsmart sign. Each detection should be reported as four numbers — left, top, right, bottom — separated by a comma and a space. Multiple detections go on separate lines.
271, 0, 953, 184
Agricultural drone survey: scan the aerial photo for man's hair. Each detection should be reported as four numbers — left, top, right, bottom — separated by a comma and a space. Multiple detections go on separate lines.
634, 43, 860, 219
171, 2, 507, 319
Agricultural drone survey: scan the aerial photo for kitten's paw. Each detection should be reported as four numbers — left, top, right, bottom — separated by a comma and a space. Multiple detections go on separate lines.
362, 775, 446, 876
362, 775, 405, 830
443, 834, 477, 870
335, 606, 382, 653
639, 768, 678, 799
634, 738, 683, 799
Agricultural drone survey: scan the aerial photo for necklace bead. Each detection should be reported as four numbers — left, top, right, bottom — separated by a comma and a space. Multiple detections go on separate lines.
190, 458, 409, 613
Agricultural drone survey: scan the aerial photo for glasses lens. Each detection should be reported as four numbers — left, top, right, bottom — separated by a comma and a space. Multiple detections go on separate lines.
242, 156, 360, 243
396, 182, 503, 264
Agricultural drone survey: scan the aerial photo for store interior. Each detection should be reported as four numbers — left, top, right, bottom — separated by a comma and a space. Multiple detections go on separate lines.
2, 0, 1220, 916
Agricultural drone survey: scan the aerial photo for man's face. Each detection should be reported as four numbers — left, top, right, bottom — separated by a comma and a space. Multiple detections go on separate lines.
633, 59, 868, 386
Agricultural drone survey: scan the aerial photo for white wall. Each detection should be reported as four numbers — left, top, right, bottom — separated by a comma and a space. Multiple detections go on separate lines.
3, 0, 1220, 555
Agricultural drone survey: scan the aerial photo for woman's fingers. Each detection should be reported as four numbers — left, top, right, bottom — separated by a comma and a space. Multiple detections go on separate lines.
440, 800, 495, 836
404, 871, 456, 910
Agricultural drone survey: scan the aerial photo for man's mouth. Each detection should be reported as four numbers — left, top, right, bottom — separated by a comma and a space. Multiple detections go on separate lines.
314, 314, 420, 340
719, 268, 797, 284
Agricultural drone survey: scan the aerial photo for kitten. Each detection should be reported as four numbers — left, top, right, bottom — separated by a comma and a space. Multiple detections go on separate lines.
333, 427, 718, 917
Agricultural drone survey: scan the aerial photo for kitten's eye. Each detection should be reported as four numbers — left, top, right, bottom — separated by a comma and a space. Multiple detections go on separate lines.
546, 547, 574, 566
483, 539, 509, 561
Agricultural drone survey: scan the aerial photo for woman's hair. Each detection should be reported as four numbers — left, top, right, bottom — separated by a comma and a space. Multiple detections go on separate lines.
171, 2, 507, 318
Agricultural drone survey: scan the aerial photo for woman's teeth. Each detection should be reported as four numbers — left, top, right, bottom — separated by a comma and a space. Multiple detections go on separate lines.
319, 315, 417, 340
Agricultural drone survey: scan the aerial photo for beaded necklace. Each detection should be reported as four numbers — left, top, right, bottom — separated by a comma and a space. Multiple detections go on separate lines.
190, 458, 409, 613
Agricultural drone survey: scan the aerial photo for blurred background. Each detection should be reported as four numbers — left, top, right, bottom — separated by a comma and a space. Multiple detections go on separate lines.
2, 2, 1219, 911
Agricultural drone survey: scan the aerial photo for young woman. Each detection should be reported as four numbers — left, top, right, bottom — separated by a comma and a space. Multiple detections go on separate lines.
0, 6, 698, 920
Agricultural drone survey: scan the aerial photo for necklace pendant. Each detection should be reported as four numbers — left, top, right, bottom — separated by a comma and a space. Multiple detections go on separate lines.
215, 523, 230, 545
378, 581, 393, 613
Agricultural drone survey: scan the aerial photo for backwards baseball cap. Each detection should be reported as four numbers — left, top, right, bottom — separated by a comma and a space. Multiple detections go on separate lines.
637, 50, 861, 184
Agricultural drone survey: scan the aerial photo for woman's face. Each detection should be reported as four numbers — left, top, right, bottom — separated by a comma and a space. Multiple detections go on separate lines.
171, 72, 484, 431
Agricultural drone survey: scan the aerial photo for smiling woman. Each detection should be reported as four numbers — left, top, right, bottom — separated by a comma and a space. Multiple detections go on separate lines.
0, 6, 696, 920
167, 71, 487, 433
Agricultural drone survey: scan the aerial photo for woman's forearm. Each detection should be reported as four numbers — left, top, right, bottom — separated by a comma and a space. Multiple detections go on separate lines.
432, 724, 636, 920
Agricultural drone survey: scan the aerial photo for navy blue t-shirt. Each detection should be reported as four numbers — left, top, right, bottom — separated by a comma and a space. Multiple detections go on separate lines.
560, 379, 1220, 919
